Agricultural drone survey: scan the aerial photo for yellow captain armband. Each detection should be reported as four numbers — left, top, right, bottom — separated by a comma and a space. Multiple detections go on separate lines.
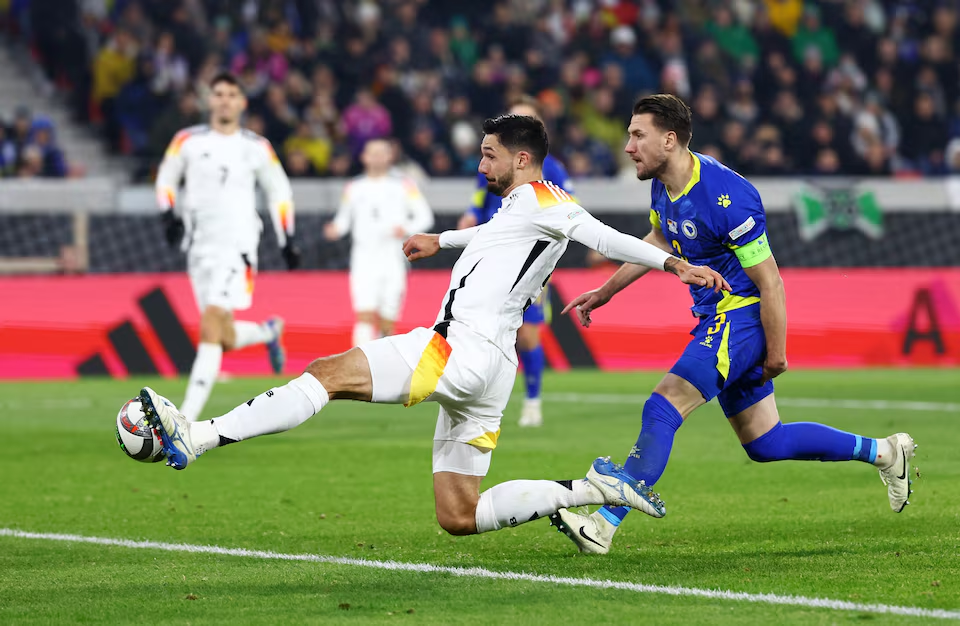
471, 189, 486, 209
731, 232, 772, 268
649, 209, 661, 229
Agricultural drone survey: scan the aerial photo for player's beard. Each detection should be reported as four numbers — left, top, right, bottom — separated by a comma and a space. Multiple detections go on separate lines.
486, 170, 514, 196
635, 153, 669, 181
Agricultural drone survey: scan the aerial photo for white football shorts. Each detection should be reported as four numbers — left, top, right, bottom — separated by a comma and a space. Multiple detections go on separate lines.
187, 249, 256, 312
359, 321, 516, 476
349, 260, 407, 321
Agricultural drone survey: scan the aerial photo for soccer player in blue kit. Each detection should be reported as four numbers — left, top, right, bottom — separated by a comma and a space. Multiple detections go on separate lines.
458, 95, 574, 428
551, 94, 917, 554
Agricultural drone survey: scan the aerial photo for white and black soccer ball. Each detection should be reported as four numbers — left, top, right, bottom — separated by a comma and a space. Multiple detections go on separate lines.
115, 398, 165, 463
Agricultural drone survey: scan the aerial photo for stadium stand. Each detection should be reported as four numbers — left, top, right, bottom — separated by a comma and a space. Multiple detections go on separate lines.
6, 0, 960, 180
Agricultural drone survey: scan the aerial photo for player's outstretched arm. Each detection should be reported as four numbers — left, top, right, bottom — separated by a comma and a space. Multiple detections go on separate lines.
156, 134, 187, 249
561, 230, 670, 326
743, 255, 788, 384
403, 225, 481, 261
561, 217, 730, 327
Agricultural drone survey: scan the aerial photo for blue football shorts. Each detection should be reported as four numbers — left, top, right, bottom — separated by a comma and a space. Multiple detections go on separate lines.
669, 305, 774, 417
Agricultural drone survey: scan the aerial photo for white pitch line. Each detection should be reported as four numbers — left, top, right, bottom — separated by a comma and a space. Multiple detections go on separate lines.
2, 528, 958, 620
541, 393, 960, 413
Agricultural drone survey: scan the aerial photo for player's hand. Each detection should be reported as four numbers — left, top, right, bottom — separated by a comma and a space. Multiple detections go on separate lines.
323, 222, 339, 241
282, 242, 301, 270
761, 356, 788, 385
161, 209, 184, 249
457, 213, 478, 230
561, 288, 612, 328
670, 260, 731, 293
403, 233, 440, 262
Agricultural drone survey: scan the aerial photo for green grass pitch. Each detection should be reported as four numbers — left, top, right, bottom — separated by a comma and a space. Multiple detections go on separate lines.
1, 369, 958, 624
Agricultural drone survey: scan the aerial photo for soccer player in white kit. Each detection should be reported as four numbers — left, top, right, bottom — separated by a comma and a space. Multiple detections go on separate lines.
323, 138, 434, 346
138, 115, 730, 538
156, 71, 301, 422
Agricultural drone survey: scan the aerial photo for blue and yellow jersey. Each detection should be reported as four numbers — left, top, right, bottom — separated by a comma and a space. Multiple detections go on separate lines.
650, 152, 772, 318
468, 154, 574, 224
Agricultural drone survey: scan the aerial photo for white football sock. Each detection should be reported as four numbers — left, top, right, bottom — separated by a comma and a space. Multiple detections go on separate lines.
211, 373, 329, 444
352, 321, 377, 347
232, 320, 274, 349
873, 437, 896, 468
180, 342, 222, 422
474, 479, 604, 533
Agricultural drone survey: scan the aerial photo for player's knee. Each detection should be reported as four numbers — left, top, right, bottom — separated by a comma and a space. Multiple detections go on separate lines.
304, 349, 372, 401
435, 507, 477, 536
199, 308, 227, 344
742, 426, 787, 463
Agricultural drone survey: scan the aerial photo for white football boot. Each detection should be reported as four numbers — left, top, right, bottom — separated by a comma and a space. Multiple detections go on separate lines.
550, 508, 618, 555
586, 457, 665, 517
518, 398, 543, 427
139, 387, 207, 470
878, 432, 917, 512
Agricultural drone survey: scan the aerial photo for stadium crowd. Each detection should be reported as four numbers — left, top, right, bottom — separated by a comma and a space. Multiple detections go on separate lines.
8, 0, 960, 180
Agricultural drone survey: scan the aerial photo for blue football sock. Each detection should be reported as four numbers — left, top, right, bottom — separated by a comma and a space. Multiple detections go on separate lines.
518, 345, 544, 400
742, 421, 877, 463
601, 393, 684, 525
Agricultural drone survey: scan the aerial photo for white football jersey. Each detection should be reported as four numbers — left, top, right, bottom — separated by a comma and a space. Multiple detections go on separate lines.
436, 180, 673, 363
155, 125, 294, 256
332, 173, 434, 267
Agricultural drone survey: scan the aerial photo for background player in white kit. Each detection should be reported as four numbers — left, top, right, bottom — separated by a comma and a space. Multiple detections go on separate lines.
156, 71, 301, 422
323, 138, 434, 346
138, 115, 729, 539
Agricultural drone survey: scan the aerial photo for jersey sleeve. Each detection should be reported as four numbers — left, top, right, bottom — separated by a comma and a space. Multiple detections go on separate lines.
155, 130, 189, 212
719, 182, 771, 268
254, 138, 295, 248
537, 206, 671, 269
331, 181, 354, 237
401, 177, 434, 235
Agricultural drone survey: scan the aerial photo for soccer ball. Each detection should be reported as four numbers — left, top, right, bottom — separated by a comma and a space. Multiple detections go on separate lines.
115, 398, 165, 463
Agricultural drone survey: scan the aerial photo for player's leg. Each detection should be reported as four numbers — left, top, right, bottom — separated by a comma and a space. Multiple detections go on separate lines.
350, 266, 380, 347
516, 297, 546, 427
143, 327, 442, 470
429, 326, 665, 536
180, 303, 230, 422
552, 316, 722, 553
726, 390, 916, 512
377, 265, 405, 338
141, 347, 365, 469
432, 425, 664, 536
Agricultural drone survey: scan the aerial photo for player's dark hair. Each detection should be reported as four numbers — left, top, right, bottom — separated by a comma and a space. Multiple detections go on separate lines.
633, 94, 692, 147
210, 71, 242, 91
481, 114, 548, 166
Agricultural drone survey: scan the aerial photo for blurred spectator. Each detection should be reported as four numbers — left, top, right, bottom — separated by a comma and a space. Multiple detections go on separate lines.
149, 90, 202, 162
792, 5, 840, 68
600, 26, 658, 94
341, 89, 392, 158
763, 0, 803, 37
92, 28, 138, 151
153, 32, 190, 95
17, 144, 44, 178
707, 6, 759, 67
11, 0, 957, 179
29, 117, 67, 178
283, 121, 333, 175
901, 92, 946, 174
576, 87, 623, 157
562, 122, 617, 177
